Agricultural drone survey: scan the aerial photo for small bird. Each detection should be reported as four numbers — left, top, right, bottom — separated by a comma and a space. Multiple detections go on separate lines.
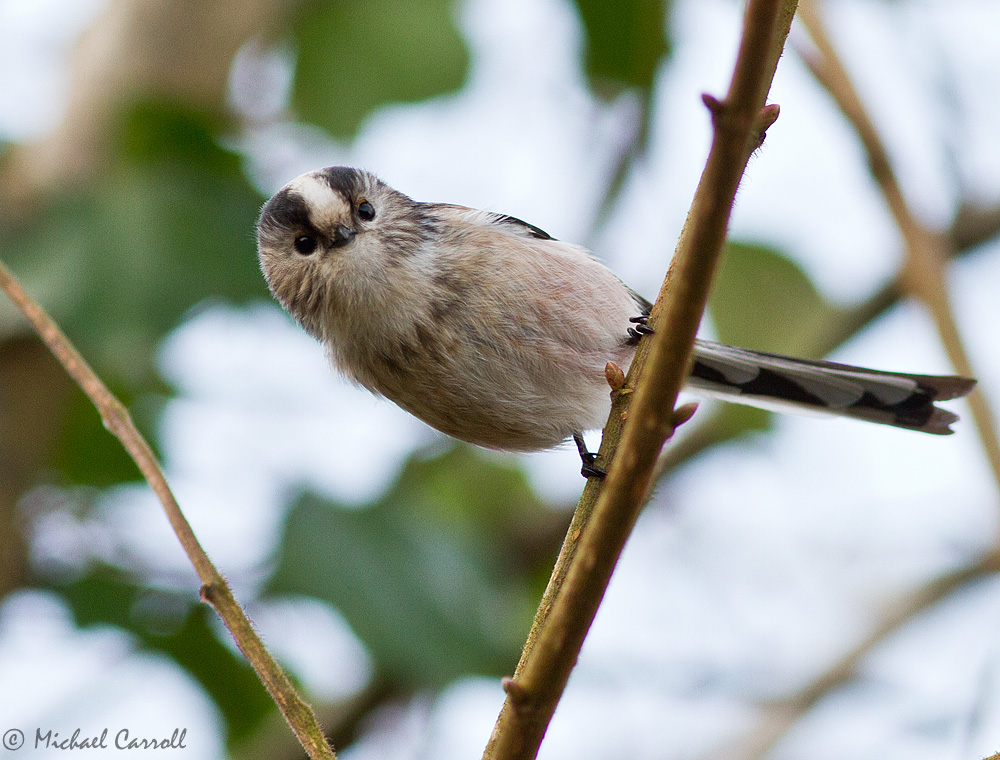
256, 166, 976, 477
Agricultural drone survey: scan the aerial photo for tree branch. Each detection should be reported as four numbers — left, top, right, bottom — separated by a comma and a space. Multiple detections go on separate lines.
707, 3, 1000, 758
951, 201, 1000, 253
482, 2, 798, 758
797, 0, 1000, 492
0, 258, 336, 760
714, 548, 1000, 760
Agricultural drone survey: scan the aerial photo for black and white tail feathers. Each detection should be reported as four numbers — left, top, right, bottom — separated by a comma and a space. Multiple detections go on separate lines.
689, 340, 976, 435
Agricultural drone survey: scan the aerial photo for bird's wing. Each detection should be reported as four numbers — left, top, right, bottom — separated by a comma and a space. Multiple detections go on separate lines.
422, 202, 554, 241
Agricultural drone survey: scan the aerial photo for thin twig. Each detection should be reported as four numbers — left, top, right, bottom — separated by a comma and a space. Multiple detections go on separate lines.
951, 201, 1000, 252
0, 259, 336, 760
715, 549, 1000, 760
482, 2, 797, 758
711, 4, 1000, 759
797, 0, 1000, 491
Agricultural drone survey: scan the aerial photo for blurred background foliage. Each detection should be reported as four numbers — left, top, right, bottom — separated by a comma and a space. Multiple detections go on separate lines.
292, 0, 470, 138
0, 0, 997, 757
0, 0, 693, 750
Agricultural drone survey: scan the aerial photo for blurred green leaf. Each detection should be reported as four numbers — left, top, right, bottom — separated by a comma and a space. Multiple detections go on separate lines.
703, 242, 844, 440
710, 241, 843, 356
55, 567, 273, 745
269, 445, 542, 687
572, 0, 670, 98
706, 403, 772, 441
291, 0, 469, 139
0, 103, 266, 387
52, 389, 145, 488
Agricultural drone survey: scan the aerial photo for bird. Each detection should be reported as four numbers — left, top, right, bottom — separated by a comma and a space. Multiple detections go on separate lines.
256, 166, 976, 477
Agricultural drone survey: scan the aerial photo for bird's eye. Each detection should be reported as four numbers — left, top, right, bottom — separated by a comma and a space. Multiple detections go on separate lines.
357, 200, 376, 221
293, 235, 318, 255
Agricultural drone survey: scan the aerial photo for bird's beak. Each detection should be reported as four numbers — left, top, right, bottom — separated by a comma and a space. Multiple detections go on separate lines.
331, 225, 356, 247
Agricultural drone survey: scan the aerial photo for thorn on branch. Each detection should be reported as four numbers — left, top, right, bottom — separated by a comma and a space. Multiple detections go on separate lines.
702, 95, 781, 154
605, 361, 626, 394
757, 103, 781, 131
752, 103, 781, 150
200, 582, 217, 605
701, 93, 725, 125
501, 676, 531, 709
671, 402, 699, 429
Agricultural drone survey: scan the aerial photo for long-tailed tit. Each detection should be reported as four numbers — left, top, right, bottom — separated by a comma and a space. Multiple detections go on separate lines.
256, 166, 976, 477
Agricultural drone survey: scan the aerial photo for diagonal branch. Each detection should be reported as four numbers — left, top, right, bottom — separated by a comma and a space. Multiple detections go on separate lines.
712, 4, 1000, 759
715, 548, 1000, 760
797, 0, 1000, 492
951, 201, 1000, 252
482, 2, 798, 759
0, 258, 336, 760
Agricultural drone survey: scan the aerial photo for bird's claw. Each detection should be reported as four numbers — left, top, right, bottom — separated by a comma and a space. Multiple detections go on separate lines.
626, 315, 654, 345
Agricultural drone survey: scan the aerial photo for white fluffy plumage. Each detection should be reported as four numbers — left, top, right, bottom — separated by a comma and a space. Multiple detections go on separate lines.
256, 167, 975, 469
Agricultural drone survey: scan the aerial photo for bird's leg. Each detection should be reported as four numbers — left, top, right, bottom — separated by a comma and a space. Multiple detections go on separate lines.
573, 433, 606, 479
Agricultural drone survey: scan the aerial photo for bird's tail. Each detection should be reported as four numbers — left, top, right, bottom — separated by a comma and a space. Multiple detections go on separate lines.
688, 340, 976, 434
